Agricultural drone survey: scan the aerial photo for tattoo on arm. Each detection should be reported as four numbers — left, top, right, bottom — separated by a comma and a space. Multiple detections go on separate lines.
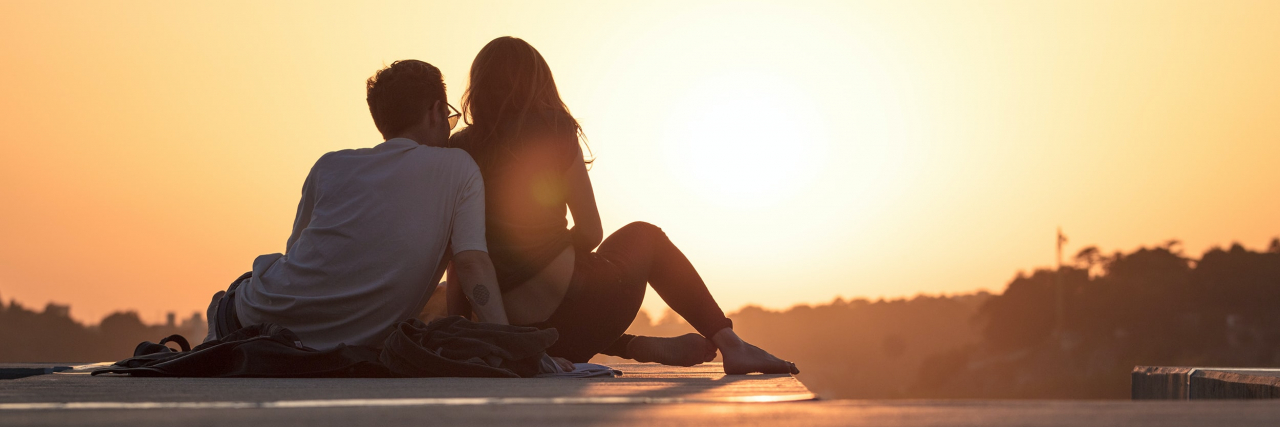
472, 284, 490, 306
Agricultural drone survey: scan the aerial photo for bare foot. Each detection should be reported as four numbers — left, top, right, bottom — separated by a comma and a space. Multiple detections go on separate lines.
627, 334, 718, 367
204, 291, 224, 343
712, 328, 799, 375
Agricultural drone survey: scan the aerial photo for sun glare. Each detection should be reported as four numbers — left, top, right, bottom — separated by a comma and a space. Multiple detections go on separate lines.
661, 71, 829, 209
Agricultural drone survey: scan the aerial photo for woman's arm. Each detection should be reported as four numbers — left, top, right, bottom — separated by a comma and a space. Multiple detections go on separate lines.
566, 147, 603, 253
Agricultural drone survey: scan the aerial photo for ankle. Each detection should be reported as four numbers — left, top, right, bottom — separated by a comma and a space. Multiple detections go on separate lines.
626, 336, 653, 362
711, 328, 746, 351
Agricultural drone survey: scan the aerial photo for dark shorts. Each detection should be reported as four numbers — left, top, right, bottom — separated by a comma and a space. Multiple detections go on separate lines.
213, 272, 251, 339
527, 222, 733, 363
528, 252, 646, 362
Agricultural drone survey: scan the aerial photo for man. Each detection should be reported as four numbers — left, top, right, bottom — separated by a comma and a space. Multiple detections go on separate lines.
205, 60, 508, 350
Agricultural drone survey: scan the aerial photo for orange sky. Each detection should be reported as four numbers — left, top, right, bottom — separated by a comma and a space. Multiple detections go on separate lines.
2, 1, 1278, 324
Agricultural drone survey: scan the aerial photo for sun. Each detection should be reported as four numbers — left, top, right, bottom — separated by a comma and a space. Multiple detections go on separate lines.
661, 71, 828, 209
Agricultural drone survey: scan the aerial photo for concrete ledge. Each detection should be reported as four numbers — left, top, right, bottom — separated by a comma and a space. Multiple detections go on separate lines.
1, 362, 813, 405
1133, 366, 1280, 399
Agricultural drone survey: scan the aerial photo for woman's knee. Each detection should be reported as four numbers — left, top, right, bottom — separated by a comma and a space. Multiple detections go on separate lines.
619, 221, 665, 240
600, 221, 664, 253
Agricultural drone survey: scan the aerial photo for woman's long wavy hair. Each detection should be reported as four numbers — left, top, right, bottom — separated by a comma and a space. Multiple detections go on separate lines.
460, 36, 591, 169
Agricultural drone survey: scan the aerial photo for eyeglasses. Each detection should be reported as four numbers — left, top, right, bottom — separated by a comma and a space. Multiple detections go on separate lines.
446, 103, 461, 130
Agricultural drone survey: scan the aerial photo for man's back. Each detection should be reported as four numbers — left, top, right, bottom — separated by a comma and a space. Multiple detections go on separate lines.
234, 138, 487, 350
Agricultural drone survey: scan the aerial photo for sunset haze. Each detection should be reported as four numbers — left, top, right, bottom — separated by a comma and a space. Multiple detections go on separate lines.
1, 0, 1278, 324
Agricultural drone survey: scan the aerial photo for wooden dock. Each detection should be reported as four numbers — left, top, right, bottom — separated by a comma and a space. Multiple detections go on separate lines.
1132, 366, 1280, 399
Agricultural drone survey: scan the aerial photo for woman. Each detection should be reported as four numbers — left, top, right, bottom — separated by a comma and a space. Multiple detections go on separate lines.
447, 37, 797, 375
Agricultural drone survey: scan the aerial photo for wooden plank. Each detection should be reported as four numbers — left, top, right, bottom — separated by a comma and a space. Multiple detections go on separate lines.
1190, 369, 1280, 399
1133, 366, 1280, 400
1131, 366, 1192, 399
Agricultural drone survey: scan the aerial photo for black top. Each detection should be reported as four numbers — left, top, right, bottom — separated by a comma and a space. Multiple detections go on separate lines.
448, 121, 578, 292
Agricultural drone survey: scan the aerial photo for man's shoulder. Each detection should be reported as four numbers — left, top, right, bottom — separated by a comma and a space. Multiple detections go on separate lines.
316, 143, 471, 163
313, 146, 368, 163
308, 143, 479, 180
403, 145, 480, 171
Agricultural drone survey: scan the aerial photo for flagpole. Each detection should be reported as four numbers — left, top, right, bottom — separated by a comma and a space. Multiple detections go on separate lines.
1055, 227, 1066, 340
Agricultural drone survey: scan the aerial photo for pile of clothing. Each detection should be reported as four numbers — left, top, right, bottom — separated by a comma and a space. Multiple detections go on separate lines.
93, 316, 583, 378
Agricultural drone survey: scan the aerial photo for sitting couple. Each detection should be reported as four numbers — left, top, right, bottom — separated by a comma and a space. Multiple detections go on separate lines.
205, 36, 797, 375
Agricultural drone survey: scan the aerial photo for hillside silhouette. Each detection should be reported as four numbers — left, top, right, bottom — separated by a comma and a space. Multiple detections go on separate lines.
619, 238, 1280, 399
0, 302, 204, 364
4, 237, 1279, 399
910, 239, 1280, 398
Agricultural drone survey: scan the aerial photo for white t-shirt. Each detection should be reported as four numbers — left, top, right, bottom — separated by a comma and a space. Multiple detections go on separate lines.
235, 138, 487, 350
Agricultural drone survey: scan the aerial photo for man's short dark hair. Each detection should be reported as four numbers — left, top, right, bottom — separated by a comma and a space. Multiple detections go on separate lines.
366, 60, 446, 139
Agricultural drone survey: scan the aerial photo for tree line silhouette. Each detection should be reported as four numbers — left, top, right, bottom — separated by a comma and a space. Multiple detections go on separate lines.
0, 302, 203, 364
4, 237, 1279, 399
911, 238, 1280, 398
621, 238, 1280, 398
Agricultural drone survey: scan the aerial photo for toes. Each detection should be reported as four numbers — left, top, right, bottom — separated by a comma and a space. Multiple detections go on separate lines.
763, 360, 791, 374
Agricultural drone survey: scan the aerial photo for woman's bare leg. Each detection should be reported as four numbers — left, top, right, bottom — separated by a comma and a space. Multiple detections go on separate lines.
625, 334, 718, 367
580, 222, 798, 373
713, 328, 799, 375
